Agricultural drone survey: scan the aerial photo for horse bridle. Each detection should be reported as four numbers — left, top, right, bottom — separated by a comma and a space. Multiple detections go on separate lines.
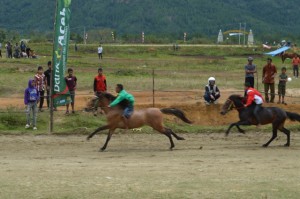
225, 98, 244, 112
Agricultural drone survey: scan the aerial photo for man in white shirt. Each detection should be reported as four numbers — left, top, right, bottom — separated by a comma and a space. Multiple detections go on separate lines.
97, 44, 103, 59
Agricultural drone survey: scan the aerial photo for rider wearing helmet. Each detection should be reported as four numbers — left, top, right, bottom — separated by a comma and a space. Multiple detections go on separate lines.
203, 77, 220, 105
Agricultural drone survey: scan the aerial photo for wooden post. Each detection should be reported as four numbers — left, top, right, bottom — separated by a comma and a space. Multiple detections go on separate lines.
152, 69, 155, 107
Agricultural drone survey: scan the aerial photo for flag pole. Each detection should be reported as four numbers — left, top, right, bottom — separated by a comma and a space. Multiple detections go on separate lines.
50, 0, 59, 133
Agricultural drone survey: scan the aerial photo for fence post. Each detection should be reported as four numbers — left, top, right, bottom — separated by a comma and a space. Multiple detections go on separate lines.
152, 69, 155, 107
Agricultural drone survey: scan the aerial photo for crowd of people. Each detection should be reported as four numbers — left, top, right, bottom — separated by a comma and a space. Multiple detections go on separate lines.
203, 56, 294, 127
24, 61, 78, 130
0, 41, 36, 59
24, 63, 134, 131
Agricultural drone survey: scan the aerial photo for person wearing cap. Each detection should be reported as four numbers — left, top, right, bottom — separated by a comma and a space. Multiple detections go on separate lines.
203, 77, 220, 105
245, 56, 257, 88
262, 58, 277, 103
278, 66, 288, 105
244, 82, 264, 126
93, 67, 107, 115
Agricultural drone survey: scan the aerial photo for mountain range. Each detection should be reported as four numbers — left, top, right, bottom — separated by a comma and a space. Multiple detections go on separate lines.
0, 0, 298, 41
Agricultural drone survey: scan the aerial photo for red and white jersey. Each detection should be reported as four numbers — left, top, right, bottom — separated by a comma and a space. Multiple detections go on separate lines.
245, 87, 264, 106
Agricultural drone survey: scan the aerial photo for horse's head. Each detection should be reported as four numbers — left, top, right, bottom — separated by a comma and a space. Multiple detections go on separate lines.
84, 95, 100, 112
220, 95, 244, 115
84, 91, 129, 112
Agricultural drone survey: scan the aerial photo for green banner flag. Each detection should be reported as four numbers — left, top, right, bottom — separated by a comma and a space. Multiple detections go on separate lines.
52, 0, 72, 107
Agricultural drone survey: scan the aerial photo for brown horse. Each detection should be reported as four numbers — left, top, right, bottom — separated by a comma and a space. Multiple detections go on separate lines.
220, 94, 300, 147
281, 52, 300, 63
85, 92, 192, 151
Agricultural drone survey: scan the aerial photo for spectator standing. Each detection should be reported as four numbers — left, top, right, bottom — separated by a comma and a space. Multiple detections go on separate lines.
34, 66, 47, 112
44, 61, 52, 109
65, 68, 77, 114
93, 67, 107, 115
203, 77, 221, 105
278, 67, 288, 105
262, 58, 277, 103
20, 41, 26, 57
24, 79, 39, 130
14, 43, 20, 58
97, 44, 103, 59
291, 55, 299, 78
0, 42, 2, 58
244, 57, 257, 88
6, 42, 12, 58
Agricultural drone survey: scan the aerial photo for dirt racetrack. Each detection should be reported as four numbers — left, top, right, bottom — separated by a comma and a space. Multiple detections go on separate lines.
1, 90, 300, 198
1, 133, 300, 199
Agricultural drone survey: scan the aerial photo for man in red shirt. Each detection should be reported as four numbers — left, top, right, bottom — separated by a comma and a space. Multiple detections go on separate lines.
292, 54, 299, 78
244, 82, 264, 125
262, 58, 277, 103
93, 67, 107, 116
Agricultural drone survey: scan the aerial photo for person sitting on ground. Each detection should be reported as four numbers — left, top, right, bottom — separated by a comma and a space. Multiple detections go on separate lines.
244, 82, 264, 126
108, 84, 134, 129
203, 77, 220, 105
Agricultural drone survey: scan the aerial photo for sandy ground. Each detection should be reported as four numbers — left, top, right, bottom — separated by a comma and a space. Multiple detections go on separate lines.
0, 133, 300, 199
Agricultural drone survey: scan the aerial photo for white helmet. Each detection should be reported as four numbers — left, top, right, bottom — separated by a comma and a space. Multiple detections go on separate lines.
208, 77, 215, 84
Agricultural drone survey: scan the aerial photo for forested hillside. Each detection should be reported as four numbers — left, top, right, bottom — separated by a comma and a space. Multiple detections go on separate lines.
0, 0, 298, 41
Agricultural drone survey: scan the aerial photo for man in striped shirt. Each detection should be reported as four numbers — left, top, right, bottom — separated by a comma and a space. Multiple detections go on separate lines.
34, 66, 47, 112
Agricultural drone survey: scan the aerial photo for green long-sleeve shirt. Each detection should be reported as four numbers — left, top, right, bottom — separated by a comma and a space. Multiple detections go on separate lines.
109, 90, 134, 107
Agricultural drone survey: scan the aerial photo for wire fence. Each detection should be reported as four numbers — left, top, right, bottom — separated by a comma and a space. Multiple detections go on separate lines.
1, 68, 300, 114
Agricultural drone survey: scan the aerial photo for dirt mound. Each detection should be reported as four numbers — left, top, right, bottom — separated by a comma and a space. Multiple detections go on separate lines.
1, 90, 300, 126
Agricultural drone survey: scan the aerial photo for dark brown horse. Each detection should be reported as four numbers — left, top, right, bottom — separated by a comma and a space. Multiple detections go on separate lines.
220, 94, 300, 147
280, 52, 300, 63
85, 92, 192, 151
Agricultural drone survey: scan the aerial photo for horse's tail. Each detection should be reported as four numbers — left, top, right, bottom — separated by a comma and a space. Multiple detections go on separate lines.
286, 111, 300, 122
160, 108, 193, 124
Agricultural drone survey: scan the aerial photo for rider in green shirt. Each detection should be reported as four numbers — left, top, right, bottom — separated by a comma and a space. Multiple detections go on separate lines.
109, 84, 134, 128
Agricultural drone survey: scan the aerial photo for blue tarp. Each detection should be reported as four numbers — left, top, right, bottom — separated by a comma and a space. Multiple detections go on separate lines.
264, 46, 291, 56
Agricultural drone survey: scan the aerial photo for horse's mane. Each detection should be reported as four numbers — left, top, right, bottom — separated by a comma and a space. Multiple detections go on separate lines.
102, 92, 129, 109
103, 92, 117, 102
229, 94, 244, 101
229, 94, 256, 109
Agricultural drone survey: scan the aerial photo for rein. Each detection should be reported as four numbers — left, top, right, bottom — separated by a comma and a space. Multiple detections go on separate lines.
226, 99, 244, 111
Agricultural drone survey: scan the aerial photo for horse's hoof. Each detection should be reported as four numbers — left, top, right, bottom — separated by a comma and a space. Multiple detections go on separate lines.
284, 144, 290, 147
86, 137, 90, 141
262, 144, 268, 147
99, 148, 106, 152
178, 137, 185, 140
